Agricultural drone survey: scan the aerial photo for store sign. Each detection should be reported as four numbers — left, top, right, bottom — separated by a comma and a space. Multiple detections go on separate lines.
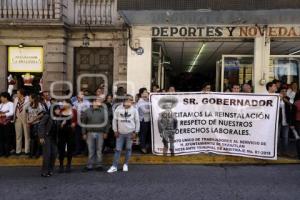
150, 92, 279, 160
152, 25, 300, 38
8, 47, 44, 72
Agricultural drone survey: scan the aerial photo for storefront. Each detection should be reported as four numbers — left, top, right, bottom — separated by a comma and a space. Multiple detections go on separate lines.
124, 24, 300, 93
118, 0, 300, 94
0, 0, 300, 96
0, 0, 127, 97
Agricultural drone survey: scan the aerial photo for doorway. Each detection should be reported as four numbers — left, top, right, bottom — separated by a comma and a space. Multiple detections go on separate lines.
152, 40, 254, 92
75, 47, 114, 95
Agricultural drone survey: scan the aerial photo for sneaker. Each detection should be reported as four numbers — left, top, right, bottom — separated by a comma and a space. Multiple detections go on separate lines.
82, 167, 93, 173
141, 148, 147, 154
41, 173, 51, 178
107, 166, 117, 173
123, 164, 128, 172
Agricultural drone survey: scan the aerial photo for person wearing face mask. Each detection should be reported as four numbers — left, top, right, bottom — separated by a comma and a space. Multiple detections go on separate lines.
137, 88, 151, 154
107, 94, 140, 173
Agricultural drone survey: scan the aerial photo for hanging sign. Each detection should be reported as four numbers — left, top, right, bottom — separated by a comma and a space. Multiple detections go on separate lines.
8, 47, 44, 73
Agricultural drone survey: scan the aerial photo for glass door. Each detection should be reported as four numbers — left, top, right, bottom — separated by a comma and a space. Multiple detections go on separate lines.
269, 55, 300, 86
221, 55, 254, 92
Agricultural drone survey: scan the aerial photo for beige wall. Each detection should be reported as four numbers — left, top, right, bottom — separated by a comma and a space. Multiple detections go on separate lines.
0, 27, 127, 95
126, 27, 152, 95
66, 29, 127, 95
0, 28, 66, 93
0, 46, 7, 92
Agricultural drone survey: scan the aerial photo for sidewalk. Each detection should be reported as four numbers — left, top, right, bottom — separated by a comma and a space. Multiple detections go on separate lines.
1, 153, 299, 167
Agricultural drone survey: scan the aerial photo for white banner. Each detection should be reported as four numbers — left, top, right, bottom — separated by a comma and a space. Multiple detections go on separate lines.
150, 92, 280, 160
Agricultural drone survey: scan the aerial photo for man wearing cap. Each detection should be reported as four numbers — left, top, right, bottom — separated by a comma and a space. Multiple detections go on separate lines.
157, 96, 178, 156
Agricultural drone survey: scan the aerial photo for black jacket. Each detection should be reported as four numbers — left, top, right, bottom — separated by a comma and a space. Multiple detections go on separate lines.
38, 114, 61, 140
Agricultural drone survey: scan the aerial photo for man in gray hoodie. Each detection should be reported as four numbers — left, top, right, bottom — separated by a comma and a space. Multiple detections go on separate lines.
107, 94, 140, 173
82, 98, 110, 172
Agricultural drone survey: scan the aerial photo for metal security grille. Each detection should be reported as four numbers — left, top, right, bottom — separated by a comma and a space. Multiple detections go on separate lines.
118, 0, 300, 10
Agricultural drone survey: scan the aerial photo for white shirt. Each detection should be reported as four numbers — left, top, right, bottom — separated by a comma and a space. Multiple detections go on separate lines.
73, 100, 91, 114
287, 89, 296, 104
0, 102, 14, 117
44, 100, 51, 110
137, 98, 151, 122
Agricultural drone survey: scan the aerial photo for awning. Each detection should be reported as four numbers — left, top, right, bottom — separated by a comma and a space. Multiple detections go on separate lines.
118, 9, 300, 26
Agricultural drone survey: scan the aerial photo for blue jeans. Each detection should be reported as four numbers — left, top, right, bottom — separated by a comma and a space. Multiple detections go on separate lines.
279, 124, 289, 152
86, 132, 104, 169
112, 133, 133, 167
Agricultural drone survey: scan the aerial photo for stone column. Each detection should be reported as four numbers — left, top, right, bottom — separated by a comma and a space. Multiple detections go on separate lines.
127, 37, 152, 95
0, 46, 7, 92
254, 36, 271, 93
44, 38, 67, 95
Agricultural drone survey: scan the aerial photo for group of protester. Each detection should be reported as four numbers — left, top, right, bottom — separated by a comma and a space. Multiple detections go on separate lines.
0, 86, 151, 177
1, 80, 300, 177
155, 80, 300, 158
265, 80, 300, 157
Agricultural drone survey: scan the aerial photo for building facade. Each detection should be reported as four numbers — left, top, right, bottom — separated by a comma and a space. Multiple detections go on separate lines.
1, 0, 300, 95
0, 0, 127, 96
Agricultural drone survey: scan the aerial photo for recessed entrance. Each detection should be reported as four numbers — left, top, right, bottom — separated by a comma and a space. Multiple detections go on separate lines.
152, 40, 254, 91
152, 39, 300, 92
75, 47, 114, 95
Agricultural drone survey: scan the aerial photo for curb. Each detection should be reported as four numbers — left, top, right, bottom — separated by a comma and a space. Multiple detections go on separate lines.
1, 154, 300, 167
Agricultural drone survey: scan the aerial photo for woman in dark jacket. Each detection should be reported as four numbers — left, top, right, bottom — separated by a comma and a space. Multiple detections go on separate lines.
58, 99, 77, 173
38, 105, 61, 177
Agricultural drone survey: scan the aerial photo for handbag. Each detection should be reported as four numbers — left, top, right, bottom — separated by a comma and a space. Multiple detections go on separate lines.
0, 105, 12, 125
0, 112, 12, 125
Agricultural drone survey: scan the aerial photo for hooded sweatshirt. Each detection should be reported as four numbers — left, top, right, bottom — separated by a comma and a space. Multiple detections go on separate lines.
113, 104, 140, 134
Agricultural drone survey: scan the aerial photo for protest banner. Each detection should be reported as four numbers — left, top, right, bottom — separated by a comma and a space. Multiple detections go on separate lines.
150, 92, 280, 160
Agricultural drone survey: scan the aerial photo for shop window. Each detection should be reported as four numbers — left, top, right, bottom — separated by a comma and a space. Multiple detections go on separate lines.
269, 57, 300, 85
223, 56, 253, 91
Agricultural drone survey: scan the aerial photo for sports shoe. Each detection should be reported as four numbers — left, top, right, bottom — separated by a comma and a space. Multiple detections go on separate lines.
82, 167, 93, 173
123, 164, 128, 172
107, 166, 117, 173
